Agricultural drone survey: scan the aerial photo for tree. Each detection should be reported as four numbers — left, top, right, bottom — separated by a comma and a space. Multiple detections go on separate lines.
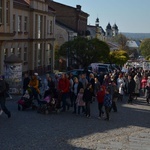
58, 37, 110, 68
112, 33, 128, 50
140, 38, 150, 58
109, 50, 129, 66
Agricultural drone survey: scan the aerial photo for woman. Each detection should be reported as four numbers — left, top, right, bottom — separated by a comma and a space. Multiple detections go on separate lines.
28, 73, 40, 103
141, 75, 147, 96
83, 83, 93, 118
134, 74, 141, 99
72, 77, 83, 114
94, 77, 101, 96
44, 76, 55, 98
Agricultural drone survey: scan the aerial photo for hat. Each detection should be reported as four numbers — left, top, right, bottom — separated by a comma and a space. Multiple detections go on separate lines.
34, 73, 38, 76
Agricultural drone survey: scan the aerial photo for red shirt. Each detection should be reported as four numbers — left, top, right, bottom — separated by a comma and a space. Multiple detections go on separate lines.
96, 86, 105, 103
58, 78, 70, 93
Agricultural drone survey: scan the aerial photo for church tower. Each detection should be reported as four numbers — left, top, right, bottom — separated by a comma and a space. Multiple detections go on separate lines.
112, 23, 119, 36
106, 23, 112, 37
95, 18, 101, 39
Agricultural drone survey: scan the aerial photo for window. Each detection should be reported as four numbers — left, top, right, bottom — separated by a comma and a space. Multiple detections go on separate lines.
47, 20, 50, 34
6, 0, 9, 24
37, 43, 42, 66
13, 15, 15, 31
18, 16, 22, 32
0, 0, 3, 24
50, 20, 53, 34
4, 49, 8, 60
34, 43, 37, 67
11, 48, 15, 54
24, 47, 28, 63
17, 48, 21, 58
24, 16, 27, 32
47, 43, 52, 65
36, 15, 43, 38
34, 43, 42, 67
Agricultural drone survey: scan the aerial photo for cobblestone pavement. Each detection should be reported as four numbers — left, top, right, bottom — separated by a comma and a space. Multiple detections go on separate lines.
0, 95, 150, 150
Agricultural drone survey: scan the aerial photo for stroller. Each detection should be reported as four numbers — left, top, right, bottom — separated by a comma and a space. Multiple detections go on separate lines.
17, 89, 37, 111
37, 89, 61, 114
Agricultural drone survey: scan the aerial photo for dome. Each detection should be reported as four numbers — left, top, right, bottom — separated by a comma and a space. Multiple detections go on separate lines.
112, 23, 118, 30
106, 23, 111, 30
96, 17, 99, 23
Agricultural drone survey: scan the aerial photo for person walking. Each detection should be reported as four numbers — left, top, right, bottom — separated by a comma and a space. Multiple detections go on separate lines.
83, 83, 93, 118
127, 74, 136, 104
58, 73, 70, 112
76, 88, 85, 115
103, 87, 112, 121
0, 75, 11, 118
96, 85, 105, 119
72, 77, 83, 114
134, 74, 141, 99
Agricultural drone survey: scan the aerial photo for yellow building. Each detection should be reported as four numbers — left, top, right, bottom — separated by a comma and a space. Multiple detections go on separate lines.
0, 0, 55, 75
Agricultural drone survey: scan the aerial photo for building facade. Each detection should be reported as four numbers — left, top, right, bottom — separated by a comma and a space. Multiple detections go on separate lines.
48, 1, 89, 36
0, 0, 55, 75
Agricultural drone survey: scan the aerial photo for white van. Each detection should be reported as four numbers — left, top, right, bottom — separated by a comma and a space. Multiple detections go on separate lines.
88, 63, 110, 74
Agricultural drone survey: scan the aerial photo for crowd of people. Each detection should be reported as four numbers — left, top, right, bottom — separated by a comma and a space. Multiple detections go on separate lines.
0, 66, 150, 120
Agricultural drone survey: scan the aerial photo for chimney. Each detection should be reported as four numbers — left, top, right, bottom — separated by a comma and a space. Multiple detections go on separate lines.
24, 0, 30, 4
76, 5, 81, 11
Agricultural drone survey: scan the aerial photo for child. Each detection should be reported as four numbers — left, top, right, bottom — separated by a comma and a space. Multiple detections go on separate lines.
96, 85, 105, 119
18, 90, 30, 105
83, 83, 93, 118
76, 88, 85, 115
103, 87, 112, 121
22, 90, 30, 99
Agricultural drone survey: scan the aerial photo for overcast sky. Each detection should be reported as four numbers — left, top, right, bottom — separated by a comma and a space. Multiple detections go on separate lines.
54, 0, 150, 33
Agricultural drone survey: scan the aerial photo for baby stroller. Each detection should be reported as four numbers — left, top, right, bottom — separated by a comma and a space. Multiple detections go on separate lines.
37, 89, 61, 114
17, 89, 37, 111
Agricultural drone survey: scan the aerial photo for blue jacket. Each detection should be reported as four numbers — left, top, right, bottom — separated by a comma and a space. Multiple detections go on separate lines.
103, 93, 112, 107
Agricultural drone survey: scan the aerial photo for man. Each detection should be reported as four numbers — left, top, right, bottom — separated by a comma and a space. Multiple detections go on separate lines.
58, 73, 70, 112
0, 75, 11, 118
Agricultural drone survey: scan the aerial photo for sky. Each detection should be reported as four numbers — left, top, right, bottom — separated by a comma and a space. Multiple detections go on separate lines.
54, 0, 150, 33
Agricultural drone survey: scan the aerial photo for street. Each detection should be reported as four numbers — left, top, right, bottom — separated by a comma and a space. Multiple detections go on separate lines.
0, 95, 150, 150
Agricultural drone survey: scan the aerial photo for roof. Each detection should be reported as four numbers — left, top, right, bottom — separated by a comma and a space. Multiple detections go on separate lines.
112, 23, 118, 30
107, 41, 120, 50
106, 23, 112, 30
126, 40, 139, 48
48, 1, 89, 17
87, 25, 105, 37
56, 20, 76, 32
14, 0, 29, 6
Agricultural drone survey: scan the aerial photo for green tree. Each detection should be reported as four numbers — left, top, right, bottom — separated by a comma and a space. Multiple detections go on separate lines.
112, 33, 128, 50
140, 38, 150, 58
109, 50, 129, 66
59, 37, 110, 68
